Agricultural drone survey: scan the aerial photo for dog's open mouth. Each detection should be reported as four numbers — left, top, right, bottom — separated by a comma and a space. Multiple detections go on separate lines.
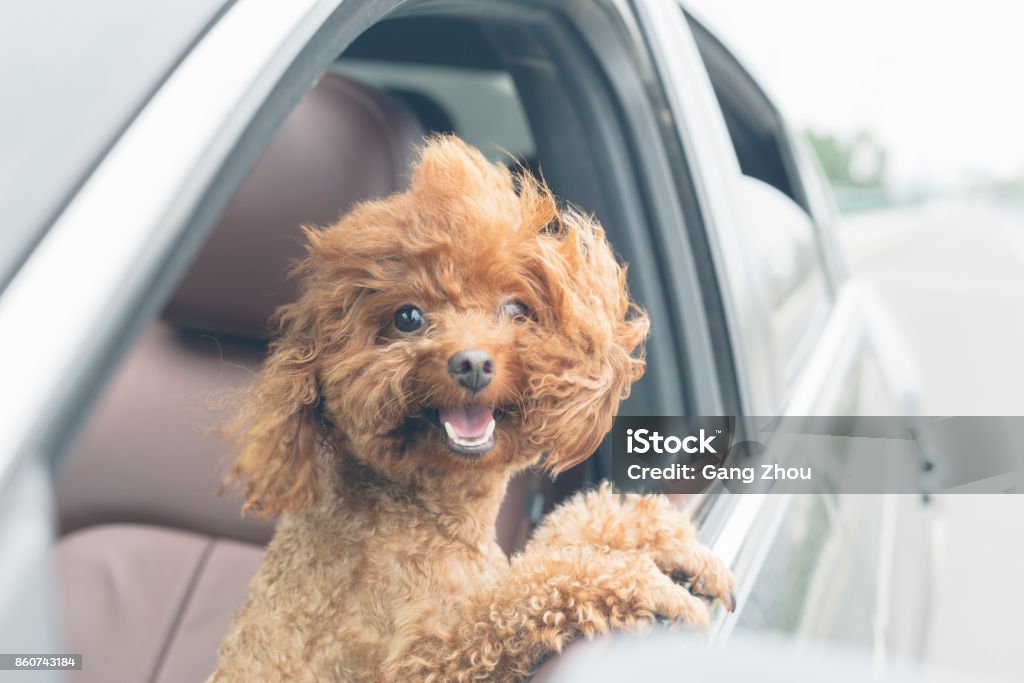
427, 406, 498, 457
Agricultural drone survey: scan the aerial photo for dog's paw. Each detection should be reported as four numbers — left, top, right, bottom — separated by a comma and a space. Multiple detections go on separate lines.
655, 540, 736, 613
617, 556, 712, 631
532, 486, 737, 613
612, 494, 737, 612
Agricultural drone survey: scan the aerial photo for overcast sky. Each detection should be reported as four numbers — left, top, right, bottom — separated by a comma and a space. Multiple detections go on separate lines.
685, 0, 1024, 189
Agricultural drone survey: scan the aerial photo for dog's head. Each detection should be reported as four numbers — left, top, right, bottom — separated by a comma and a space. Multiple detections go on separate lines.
227, 136, 649, 516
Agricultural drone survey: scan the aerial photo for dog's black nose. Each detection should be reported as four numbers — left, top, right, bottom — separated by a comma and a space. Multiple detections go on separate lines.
448, 349, 494, 392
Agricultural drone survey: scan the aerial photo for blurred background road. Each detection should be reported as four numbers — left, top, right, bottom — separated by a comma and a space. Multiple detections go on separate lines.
840, 200, 1024, 416
838, 201, 1024, 681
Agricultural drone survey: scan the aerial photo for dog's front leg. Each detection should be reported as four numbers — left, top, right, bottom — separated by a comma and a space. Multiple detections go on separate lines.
528, 483, 736, 611
387, 545, 709, 682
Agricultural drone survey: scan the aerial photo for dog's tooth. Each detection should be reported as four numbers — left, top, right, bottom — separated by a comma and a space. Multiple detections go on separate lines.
445, 419, 496, 449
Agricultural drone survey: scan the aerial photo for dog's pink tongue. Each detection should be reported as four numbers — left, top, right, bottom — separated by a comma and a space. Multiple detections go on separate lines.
440, 406, 494, 438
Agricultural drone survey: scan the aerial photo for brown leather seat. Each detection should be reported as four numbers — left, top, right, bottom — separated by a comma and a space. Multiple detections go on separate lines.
54, 74, 429, 682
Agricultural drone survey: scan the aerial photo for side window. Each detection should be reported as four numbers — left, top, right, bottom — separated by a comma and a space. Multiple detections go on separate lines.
333, 18, 535, 164
685, 15, 808, 212
330, 61, 535, 164
685, 12, 832, 387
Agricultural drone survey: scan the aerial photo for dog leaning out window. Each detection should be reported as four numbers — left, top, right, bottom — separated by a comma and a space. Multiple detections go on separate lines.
210, 136, 734, 682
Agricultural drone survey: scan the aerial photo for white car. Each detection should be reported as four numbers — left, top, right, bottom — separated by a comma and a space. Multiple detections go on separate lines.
0, 1, 930, 680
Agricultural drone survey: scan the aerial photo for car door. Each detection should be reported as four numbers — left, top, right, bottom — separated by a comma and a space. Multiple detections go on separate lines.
631, 0, 934, 661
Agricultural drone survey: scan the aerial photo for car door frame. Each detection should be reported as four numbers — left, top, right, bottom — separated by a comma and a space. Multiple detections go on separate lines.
634, 0, 924, 642
0, 0, 725, 652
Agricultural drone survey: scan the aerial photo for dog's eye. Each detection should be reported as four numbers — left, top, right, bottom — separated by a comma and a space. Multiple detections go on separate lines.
500, 300, 530, 321
394, 305, 425, 333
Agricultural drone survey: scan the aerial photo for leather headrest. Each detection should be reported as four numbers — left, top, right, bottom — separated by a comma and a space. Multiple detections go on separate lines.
163, 75, 425, 339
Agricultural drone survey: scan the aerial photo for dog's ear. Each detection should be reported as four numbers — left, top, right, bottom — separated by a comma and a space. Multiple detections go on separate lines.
527, 208, 651, 475
539, 310, 649, 475
223, 297, 326, 518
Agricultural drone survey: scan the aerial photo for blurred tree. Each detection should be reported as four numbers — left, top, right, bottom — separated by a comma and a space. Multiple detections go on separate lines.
805, 130, 887, 189
806, 129, 891, 211
987, 173, 1024, 199
805, 131, 852, 185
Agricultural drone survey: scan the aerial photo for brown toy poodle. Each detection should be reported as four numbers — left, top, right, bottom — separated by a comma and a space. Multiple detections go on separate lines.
210, 136, 735, 682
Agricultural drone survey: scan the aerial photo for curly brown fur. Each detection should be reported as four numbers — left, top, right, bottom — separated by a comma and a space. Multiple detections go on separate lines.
210, 136, 733, 682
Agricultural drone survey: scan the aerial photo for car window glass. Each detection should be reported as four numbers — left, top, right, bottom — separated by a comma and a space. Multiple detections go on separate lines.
332, 61, 535, 163
333, 18, 535, 163
739, 177, 831, 382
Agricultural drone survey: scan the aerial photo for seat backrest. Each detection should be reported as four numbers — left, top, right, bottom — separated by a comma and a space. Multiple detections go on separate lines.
57, 75, 425, 545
